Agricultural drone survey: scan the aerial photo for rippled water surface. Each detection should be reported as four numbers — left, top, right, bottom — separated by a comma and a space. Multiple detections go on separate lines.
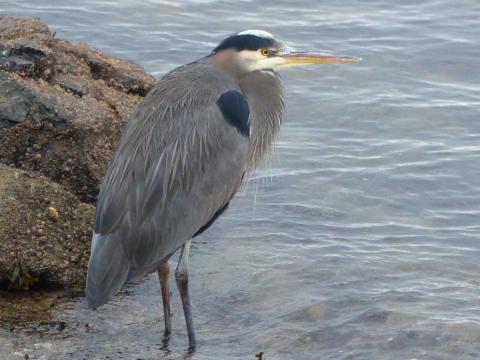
1, 0, 480, 359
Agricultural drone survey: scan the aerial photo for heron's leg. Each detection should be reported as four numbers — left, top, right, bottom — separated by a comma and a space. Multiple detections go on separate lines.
175, 239, 196, 352
158, 262, 172, 337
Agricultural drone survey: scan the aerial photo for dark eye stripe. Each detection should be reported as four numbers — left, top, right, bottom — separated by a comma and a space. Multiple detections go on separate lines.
213, 34, 277, 52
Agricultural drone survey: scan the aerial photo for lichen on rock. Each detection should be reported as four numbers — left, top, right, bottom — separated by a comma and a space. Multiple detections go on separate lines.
0, 164, 94, 288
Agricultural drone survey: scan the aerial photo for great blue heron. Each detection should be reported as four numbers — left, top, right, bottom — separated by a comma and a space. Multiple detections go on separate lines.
86, 29, 357, 351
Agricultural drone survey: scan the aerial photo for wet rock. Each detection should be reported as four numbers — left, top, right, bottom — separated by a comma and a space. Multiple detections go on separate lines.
0, 164, 94, 288
0, 15, 155, 203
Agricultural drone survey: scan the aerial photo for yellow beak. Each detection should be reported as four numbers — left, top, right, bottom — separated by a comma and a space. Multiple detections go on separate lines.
280, 51, 359, 65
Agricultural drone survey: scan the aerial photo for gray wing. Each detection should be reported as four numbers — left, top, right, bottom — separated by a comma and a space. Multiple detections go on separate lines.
86, 63, 250, 308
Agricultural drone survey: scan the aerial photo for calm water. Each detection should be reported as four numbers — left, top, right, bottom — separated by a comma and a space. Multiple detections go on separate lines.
1, 0, 480, 359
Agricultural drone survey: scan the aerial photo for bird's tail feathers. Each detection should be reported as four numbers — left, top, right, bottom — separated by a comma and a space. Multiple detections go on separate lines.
86, 232, 130, 309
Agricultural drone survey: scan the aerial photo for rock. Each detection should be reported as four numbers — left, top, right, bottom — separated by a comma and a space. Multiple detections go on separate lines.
0, 164, 95, 288
0, 15, 157, 289
0, 72, 67, 127
0, 15, 155, 203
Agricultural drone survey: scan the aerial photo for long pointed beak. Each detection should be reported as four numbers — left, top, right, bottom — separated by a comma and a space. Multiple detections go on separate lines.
280, 51, 360, 65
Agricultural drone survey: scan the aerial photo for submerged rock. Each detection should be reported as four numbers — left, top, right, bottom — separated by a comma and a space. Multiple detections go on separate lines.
0, 15, 155, 203
0, 290, 63, 327
0, 164, 94, 288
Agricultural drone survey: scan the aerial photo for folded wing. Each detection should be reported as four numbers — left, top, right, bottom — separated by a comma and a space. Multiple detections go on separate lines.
86, 63, 250, 308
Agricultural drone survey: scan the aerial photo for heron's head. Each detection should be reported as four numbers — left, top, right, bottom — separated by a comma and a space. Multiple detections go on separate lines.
208, 30, 358, 75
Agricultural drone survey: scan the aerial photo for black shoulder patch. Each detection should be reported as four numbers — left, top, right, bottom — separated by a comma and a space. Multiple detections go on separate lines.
217, 90, 250, 137
213, 34, 276, 52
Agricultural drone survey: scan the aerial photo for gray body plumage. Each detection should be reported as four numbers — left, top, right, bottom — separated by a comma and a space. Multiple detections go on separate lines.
86, 61, 284, 309
85, 30, 357, 350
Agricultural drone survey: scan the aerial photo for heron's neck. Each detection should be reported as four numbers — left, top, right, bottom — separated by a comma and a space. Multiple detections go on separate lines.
205, 50, 246, 77
238, 70, 285, 168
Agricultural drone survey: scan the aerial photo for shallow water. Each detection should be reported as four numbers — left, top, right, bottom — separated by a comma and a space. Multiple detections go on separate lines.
1, 0, 480, 359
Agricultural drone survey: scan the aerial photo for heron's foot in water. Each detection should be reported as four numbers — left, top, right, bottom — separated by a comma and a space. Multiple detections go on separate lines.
161, 332, 170, 351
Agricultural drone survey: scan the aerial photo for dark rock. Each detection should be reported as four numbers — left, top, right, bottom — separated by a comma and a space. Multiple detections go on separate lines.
56, 77, 83, 96
0, 41, 46, 76
0, 72, 66, 128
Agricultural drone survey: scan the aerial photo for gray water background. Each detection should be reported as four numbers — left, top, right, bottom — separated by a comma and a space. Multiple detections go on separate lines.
1, 0, 480, 359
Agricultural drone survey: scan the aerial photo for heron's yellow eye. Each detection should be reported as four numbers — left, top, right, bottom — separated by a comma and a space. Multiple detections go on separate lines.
261, 48, 270, 56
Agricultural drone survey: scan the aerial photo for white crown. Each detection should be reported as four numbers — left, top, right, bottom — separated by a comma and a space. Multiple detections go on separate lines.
237, 30, 274, 39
